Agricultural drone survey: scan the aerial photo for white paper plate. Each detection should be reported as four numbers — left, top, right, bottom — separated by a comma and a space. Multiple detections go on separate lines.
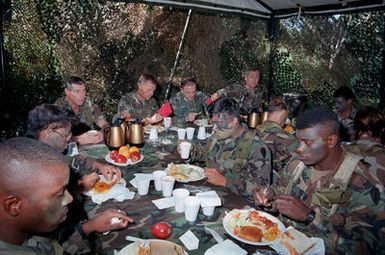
165, 164, 205, 183
105, 153, 144, 166
144, 125, 166, 134
223, 209, 285, 246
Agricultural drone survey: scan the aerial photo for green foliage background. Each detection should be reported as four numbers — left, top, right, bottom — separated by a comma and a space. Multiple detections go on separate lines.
1, 1, 385, 139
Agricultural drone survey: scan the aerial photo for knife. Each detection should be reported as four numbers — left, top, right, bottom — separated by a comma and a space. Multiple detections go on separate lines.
205, 226, 224, 243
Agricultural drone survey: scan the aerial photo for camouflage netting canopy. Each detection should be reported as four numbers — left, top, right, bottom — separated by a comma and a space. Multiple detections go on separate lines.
1, 0, 385, 139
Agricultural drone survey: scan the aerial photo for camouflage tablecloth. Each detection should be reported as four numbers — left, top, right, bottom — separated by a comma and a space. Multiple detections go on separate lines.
79, 130, 272, 255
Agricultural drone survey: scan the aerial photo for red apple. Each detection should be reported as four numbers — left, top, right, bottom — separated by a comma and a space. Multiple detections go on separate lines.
114, 154, 127, 164
130, 151, 141, 162
110, 150, 119, 160
150, 222, 172, 239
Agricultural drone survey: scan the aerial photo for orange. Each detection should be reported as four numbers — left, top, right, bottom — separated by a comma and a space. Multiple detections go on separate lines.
118, 145, 130, 158
129, 146, 139, 154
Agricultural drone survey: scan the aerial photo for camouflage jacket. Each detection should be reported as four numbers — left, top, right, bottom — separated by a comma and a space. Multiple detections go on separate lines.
255, 121, 298, 184
65, 155, 95, 177
216, 83, 265, 114
0, 231, 90, 255
344, 139, 385, 187
55, 97, 106, 128
276, 152, 385, 255
169, 91, 208, 124
337, 107, 357, 142
118, 91, 158, 120
191, 127, 272, 203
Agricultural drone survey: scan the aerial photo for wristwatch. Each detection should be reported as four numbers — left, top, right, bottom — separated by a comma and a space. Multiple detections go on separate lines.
304, 210, 316, 225
76, 220, 88, 238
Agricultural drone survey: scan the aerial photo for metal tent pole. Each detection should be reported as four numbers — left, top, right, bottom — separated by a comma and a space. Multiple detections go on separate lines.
164, 9, 192, 101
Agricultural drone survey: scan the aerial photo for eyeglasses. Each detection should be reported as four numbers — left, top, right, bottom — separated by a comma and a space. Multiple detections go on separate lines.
52, 129, 72, 142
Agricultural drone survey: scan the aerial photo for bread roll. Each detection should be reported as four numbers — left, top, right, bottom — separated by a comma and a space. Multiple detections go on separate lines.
238, 226, 263, 242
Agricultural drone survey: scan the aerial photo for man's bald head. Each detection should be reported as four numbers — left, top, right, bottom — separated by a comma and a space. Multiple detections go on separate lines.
0, 137, 67, 194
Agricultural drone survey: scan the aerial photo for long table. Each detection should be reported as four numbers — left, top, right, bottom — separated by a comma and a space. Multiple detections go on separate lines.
79, 129, 274, 255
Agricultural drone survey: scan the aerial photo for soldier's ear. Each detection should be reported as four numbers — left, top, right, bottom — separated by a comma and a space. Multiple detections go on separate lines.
327, 134, 339, 149
3, 195, 22, 217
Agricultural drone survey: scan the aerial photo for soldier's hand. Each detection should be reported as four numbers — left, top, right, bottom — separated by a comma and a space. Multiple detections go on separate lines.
210, 93, 220, 101
95, 162, 122, 181
275, 195, 311, 222
82, 209, 134, 234
78, 172, 100, 192
253, 186, 275, 206
204, 168, 227, 187
75, 131, 103, 145
186, 112, 198, 122
142, 114, 162, 125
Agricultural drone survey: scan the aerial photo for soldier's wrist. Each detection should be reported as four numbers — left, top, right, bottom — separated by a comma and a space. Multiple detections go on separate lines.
76, 220, 89, 238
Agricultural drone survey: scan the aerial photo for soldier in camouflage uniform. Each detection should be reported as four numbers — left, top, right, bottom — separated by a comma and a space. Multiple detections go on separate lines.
254, 107, 385, 255
212, 67, 266, 115
333, 86, 358, 142
169, 77, 209, 125
187, 98, 271, 203
345, 106, 385, 186
118, 73, 161, 125
55, 76, 108, 145
0, 138, 133, 254
256, 96, 298, 184
26, 104, 122, 180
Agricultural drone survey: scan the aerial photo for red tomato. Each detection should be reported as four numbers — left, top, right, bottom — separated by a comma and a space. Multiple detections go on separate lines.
114, 154, 127, 164
110, 150, 119, 160
130, 151, 141, 162
151, 222, 172, 239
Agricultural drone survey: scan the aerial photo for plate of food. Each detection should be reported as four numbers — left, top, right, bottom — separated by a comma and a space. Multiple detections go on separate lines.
83, 175, 126, 196
223, 209, 285, 246
105, 151, 144, 166
165, 163, 205, 183
194, 118, 213, 127
117, 239, 186, 255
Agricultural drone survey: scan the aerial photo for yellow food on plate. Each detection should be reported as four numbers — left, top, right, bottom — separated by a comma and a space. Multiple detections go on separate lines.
263, 225, 281, 241
129, 146, 140, 154
118, 145, 130, 158
93, 180, 110, 193
171, 173, 189, 180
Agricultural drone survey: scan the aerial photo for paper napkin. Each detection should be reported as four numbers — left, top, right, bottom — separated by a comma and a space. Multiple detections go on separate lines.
130, 174, 154, 189
152, 197, 175, 210
205, 239, 247, 255
179, 230, 199, 250
196, 191, 222, 207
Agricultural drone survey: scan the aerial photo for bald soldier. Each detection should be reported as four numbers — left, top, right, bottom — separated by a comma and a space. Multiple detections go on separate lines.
0, 138, 132, 254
